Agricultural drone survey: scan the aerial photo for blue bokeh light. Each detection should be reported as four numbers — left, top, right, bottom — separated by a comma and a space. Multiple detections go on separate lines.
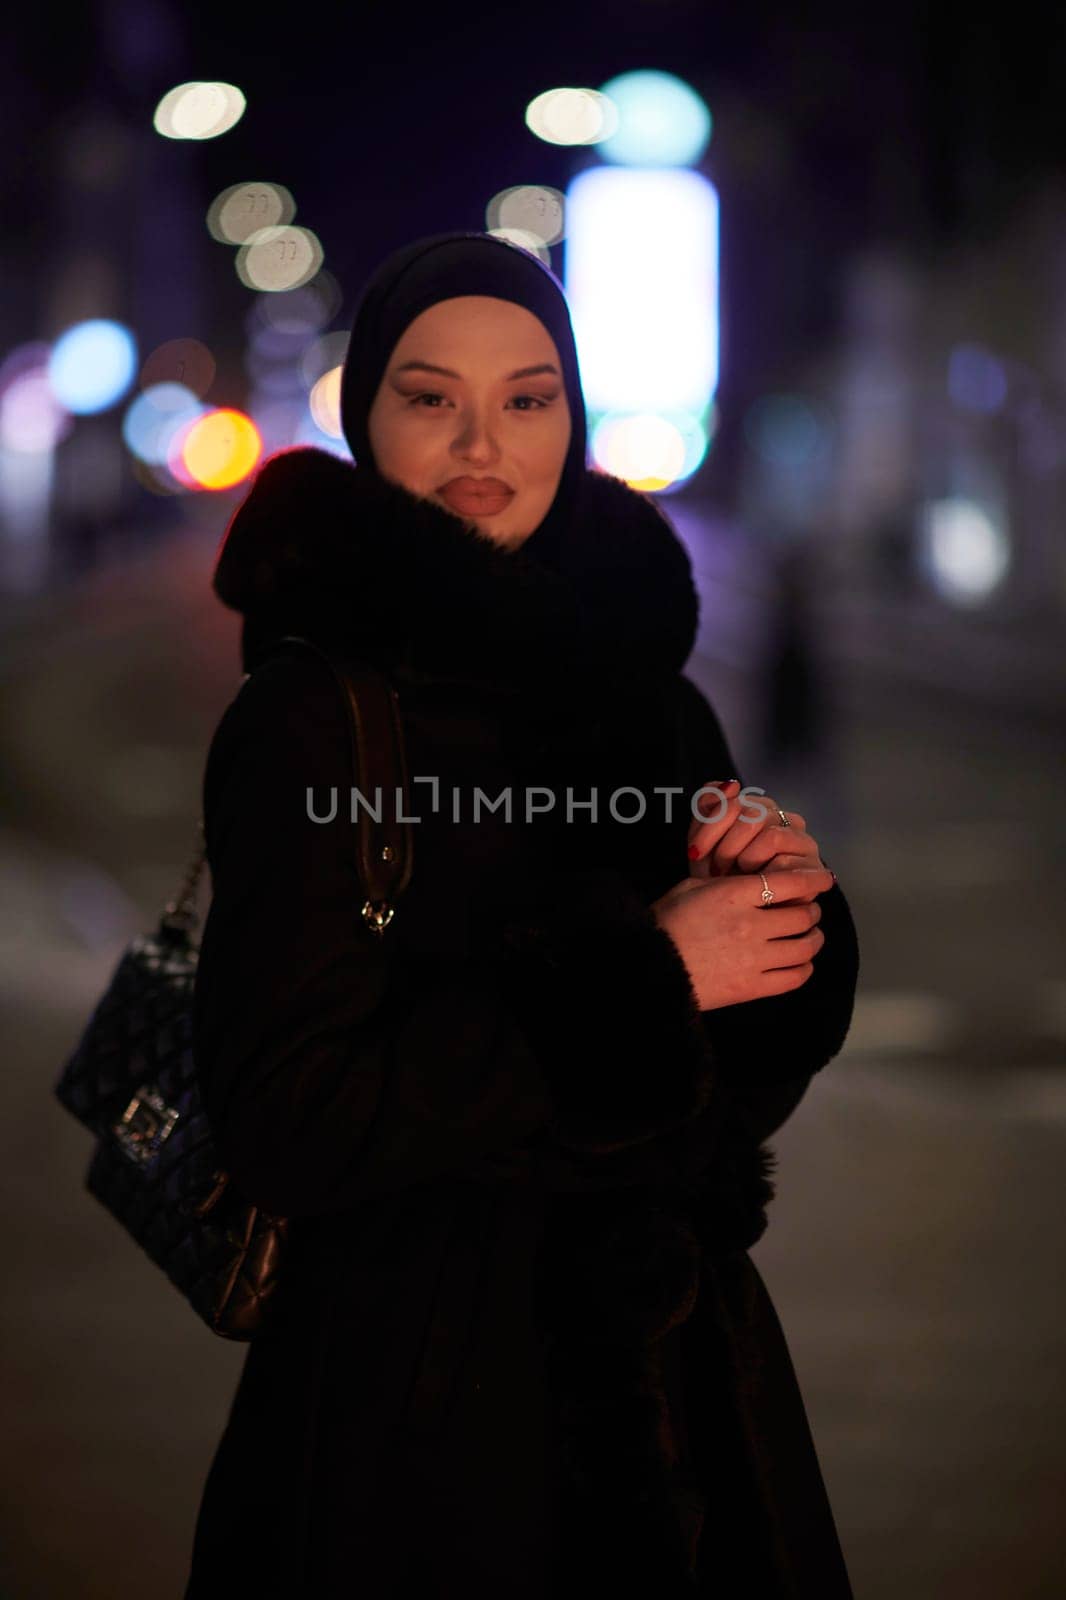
48, 320, 138, 415
122, 383, 205, 465
744, 395, 828, 469
597, 70, 712, 168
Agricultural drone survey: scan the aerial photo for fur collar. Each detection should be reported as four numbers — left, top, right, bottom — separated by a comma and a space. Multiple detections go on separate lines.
211, 446, 699, 690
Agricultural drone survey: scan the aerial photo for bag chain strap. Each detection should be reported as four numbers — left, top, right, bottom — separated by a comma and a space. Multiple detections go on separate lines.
160, 817, 208, 935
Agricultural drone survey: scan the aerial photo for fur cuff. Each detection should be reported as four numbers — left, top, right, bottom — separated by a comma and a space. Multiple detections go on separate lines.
476, 866, 718, 1153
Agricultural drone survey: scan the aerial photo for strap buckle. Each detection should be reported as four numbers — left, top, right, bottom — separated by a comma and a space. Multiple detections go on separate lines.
112, 1084, 179, 1167
362, 900, 395, 935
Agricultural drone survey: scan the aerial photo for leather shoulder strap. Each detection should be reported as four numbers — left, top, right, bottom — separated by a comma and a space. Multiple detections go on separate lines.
276, 634, 414, 936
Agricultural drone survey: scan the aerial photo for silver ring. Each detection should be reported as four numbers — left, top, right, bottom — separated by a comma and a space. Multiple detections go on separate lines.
759, 872, 774, 905
777, 809, 790, 827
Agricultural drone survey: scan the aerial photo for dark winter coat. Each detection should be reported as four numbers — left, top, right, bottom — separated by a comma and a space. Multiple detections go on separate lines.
184, 446, 860, 1598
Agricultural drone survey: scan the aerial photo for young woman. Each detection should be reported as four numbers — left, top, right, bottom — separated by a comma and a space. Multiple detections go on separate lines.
186, 231, 859, 1598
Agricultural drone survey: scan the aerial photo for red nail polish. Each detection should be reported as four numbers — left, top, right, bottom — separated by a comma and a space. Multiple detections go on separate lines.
687, 845, 700, 860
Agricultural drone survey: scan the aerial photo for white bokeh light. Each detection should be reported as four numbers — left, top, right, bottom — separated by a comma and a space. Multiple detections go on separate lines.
154, 82, 246, 141
485, 228, 550, 264
486, 185, 565, 245
565, 166, 718, 414
921, 497, 1010, 605
309, 367, 344, 438
237, 227, 324, 292
208, 181, 296, 244
591, 414, 687, 488
525, 88, 619, 146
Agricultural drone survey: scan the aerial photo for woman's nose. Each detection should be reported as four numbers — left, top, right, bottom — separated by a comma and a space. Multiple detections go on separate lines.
451, 407, 499, 460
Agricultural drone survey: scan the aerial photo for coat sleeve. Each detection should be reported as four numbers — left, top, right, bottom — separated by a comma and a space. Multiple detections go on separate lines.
676, 673, 860, 1121
192, 651, 722, 1217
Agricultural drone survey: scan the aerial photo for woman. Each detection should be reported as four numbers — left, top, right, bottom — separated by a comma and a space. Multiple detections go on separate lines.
186, 231, 859, 1598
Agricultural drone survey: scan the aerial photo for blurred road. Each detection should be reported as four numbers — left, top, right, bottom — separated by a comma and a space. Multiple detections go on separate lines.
1, 505, 1063, 1598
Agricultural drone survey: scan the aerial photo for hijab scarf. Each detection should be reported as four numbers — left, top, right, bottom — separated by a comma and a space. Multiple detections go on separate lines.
338, 230, 588, 566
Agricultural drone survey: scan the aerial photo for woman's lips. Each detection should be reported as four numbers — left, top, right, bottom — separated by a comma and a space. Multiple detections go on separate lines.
438, 478, 514, 517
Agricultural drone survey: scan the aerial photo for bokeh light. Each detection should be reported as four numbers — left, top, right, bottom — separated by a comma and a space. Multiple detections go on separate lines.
0, 369, 73, 452
208, 181, 296, 244
180, 408, 262, 489
525, 87, 619, 146
153, 82, 246, 141
744, 395, 828, 468
948, 344, 1008, 414
565, 166, 718, 414
47, 319, 137, 414
236, 226, 324, 292
244, 343, 308, 395
597, 70, 712, 167
0, 340, 53, 391
921, 496, 1010, 604
486, 185, 565, 245
250, 271, 342, 334
591, 413, 689, 490
309, 367, 343, 437
122, 383, 205, 466
300, 330, 350, 389
139, 337, 215, 397
247, 317, 309, 362
485, 228, 550, 264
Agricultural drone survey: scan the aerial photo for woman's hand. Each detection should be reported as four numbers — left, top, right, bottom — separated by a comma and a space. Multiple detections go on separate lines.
651, 867, 832, 1011
686, 779, 827, 877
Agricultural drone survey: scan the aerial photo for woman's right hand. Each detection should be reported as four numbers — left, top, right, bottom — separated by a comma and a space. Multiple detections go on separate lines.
651, 867, 833, 1011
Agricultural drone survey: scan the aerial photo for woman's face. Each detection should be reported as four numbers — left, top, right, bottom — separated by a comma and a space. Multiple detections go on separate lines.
367, 295, 572, 550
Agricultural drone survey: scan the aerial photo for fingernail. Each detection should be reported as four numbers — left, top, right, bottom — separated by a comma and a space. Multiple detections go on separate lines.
687, 844, 701, 860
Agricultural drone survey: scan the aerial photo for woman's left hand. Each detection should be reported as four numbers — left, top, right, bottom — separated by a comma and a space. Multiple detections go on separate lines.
687, 779, 827, 878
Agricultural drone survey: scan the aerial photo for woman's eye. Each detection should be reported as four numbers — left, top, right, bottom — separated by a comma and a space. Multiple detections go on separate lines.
408, 392, 447, 408
510, 394, 549, 411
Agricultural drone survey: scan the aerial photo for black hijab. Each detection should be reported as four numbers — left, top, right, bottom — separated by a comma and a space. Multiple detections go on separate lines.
338, 230, 588, 567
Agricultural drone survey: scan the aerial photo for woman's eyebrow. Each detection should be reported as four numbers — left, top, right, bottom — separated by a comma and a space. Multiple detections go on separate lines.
392, 360, 560, 381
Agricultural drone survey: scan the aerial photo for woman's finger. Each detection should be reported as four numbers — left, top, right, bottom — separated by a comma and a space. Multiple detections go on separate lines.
761, 923, 825, 970
688, 782, 775, 862
733, 827, 819, 874
703, 794, 788, 873
754, 849, 822, 874
747, 865, 834, 904
686, 779, 743, 863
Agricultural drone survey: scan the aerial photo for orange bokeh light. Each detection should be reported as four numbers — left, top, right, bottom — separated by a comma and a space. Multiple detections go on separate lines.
180, 407, 261, 489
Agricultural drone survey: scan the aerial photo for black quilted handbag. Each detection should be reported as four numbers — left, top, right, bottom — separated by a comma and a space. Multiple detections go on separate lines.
52, 634, 414, 1340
